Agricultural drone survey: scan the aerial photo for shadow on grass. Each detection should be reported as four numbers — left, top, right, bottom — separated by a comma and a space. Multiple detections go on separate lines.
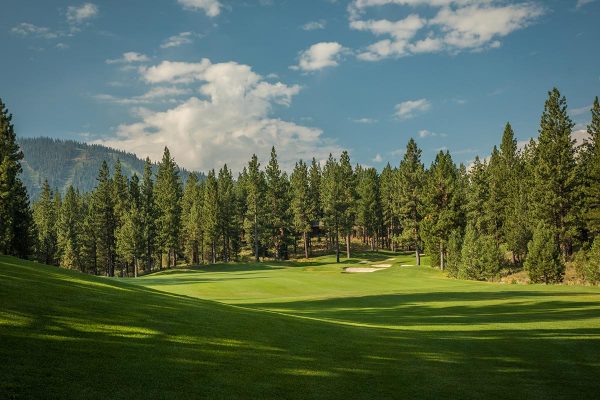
1, 256, 599, 400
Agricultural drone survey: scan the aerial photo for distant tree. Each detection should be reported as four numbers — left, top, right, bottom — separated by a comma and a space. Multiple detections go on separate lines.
575, 235, 600, 284
397, 139, 425, 264
265, 147, 290, 260
57, 186, 82, 270
339, 151, 356, 259
459, 225, 502, 281
203, 170, 219, 264
33, 180, 59, 265
530, 88, 578, 258
290, 160, 312, 258
116, 174, 144, 277
181, 173, 201, 264
154, 147, 182, 268
356, 166, 380, 251
321, 154, 343, 262
140, 158, 157, 272
244, 154, 266, 261
445, 229, 463, 278
218, 165, 238, 262
525, 223, 564, 284
422, 151, 459, 270
308, 158, 322, 251
79, 193, 98, 274
379, 163, 397, 251
92, 161, 116, 276
0, 98, 34, 258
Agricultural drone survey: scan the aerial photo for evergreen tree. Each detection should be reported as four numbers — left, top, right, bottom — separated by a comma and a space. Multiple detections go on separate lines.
356, 166, 380, 251
379, 163, 397, 251
446, 229, 463, 278
0, 98, 34, 258
181, 173, 201, 264
531, 88, 578, 258
92, 161, 116, 276
582, 97, 600, 237
422, 151, 459, 270
290, 160, 312, 258
116, 174, 144, 277
218, 165, 237, 262
308, 158, 322, 251
154, 147, 182, 268
525, 223, 564, 284
321, 154, 342, 262
57, 186, 82, 270
265, 147, 290, 260
244, 154, 266, 261
339, 151, 356, 259
79, 193, 98, 274
575, 235, 600, 284
140, 158, 157, 272
397, 139, 425, 264
33, 180, 58, 265
459, 225, 502, 281
203, 170, 219, 264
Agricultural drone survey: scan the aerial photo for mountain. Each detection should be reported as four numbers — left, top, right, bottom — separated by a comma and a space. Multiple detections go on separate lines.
18, 137, 200, 199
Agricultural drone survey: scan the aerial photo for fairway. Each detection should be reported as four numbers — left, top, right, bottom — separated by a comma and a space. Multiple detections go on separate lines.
2, 253, 600, 399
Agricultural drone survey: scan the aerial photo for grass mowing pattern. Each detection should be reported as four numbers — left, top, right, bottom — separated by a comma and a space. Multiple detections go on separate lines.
1, 253, 600, 399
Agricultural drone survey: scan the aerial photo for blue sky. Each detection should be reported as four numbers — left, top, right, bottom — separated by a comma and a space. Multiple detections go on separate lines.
1, 0, 599, 172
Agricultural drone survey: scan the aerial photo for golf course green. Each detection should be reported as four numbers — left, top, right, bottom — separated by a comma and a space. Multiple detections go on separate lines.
1, 252, 599, 399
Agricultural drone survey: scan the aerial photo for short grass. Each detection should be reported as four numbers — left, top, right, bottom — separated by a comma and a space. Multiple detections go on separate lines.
1, 252, 599, 399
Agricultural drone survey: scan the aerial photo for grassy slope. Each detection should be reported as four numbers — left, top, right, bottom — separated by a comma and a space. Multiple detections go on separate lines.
2, 254, 600, 399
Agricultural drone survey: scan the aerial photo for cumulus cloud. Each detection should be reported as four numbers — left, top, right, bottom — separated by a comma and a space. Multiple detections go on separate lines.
352, 117, 378, 124
178, 0, 222, 17
97, 59, 341, 171
94, 87, 193, 105
373, 153, 383, 162
67, 3, 99, 24
10, 23, 60, 39
394, 99, 431, 120
302, 20, 327, 30
161, 32, 196, 48
106, 52, 150, 64
291, 42, 347, 72
576, 0, 596, 9
349, 0, 545, 60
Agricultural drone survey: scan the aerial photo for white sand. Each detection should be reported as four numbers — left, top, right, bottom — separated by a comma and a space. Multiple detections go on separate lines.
358, 261, 369, 264
344, 267, 380, 273
400, 264, 415, 267
371, 264, 392, 268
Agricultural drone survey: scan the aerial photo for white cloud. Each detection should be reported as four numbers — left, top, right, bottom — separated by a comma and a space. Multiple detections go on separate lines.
570, 104, 592, 116
373, 153, 383, 162
418, 129, 447, 137
394, 99, 431, 120
106, 52, 150, 64
302, 20, 327, 30
67, 3, 99, 24
96, 59, 341, 172
11, 23, 60, 39
576, 0, 596, 9
292, 42, 347, 72
161, 32, 196, 48
349, 0, 545, 60
352, 117, 378, 124
94, 87, 193, 105
178, 0, 222, 17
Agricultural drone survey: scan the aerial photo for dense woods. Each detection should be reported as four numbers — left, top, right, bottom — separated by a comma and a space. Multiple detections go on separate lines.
2, 89, 600, 284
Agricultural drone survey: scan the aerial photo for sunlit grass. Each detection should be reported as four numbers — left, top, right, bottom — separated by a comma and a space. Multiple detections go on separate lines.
1, 254, 599, 399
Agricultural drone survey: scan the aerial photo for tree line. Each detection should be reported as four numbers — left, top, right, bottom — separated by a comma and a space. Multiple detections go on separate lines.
1, 88, 600, 284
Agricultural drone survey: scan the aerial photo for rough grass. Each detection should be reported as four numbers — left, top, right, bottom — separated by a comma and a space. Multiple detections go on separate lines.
1, 253, 599, 399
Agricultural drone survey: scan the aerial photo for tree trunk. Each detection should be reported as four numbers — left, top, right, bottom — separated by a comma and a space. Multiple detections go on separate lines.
415, 246, 421, 266
335, 223, 340, 263
254, 218, 259, 262
346, 234, 351, 259
303, 231, 309, 258
439, 243, 444, 271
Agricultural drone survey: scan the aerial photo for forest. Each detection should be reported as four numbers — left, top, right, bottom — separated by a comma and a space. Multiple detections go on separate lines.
1, 88, 600, 285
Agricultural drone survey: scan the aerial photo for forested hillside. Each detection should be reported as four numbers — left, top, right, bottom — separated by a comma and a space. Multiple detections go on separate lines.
18, 137, 198, 199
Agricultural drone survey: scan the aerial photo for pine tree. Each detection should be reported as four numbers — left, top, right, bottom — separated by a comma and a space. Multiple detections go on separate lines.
379, 163, 397, 251
290, 160, 312, 258
57, 186, 82, 270
397, 139, 425, 264
575, 235, 600, 284
308, 158, 322, 252
265, 147, 289, 260
218, 165, 237, 262
422, 151, 459, 270
459, 225, 502, 281
79, 193, 98, 274
181, 173, 201, 264
356, 166, 380, 251
245, 154, 266, 261
92, 161, 116, 276
321, 154, 342, 262
531, 88, 578, 258
115, 174, 144, 277
154, 147, 182, 268
0, 98, 34, 258
203, 170, 219, 264
525, 223, 564, 284
339, 151, 356, 259
112, 159, 129, 275
582, 97, 600, 237
33, 180, 59, 265
140, 158, 157, 272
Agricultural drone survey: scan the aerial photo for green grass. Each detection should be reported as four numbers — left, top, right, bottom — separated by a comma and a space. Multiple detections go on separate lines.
1, 252, 599, 399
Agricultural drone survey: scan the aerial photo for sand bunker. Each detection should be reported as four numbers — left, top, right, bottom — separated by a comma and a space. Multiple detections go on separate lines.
400, 264, 415, 267
344, 263, 392, 273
